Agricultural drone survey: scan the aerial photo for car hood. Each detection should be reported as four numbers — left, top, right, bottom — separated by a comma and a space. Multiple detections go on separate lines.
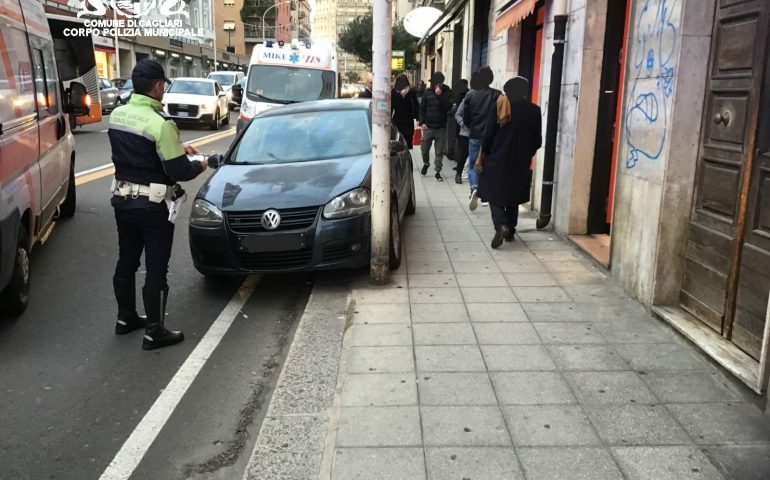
164, 93, 215, 106
199, 154, 372, 211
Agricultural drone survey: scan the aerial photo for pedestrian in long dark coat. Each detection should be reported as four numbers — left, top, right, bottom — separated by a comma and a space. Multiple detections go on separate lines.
477, 76, 542, 249
391, 74, 419, 148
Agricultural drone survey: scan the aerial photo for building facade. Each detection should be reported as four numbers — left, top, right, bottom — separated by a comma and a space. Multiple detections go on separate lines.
424, 0, 770, 413
43, 0, 249, 79
215, 0, 248, 57
242, 0, 309, 58
312, 0, 373, 79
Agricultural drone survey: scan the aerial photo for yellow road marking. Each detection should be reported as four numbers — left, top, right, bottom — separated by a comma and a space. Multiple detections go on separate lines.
75, 129, 236, 186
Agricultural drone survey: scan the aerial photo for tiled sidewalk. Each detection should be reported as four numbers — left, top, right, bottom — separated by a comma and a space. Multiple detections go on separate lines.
324, 159, 770, 480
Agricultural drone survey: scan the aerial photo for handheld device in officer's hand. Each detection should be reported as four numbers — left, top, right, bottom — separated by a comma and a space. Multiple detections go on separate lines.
207, 154, 223, 169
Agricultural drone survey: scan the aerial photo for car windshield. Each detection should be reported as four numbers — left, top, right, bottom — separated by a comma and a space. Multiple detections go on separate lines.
231, 109, 371, 164
117, 79, 132, 90
208, 74, 235, 86
168, 80, 214, 96
245, 65, 336, 103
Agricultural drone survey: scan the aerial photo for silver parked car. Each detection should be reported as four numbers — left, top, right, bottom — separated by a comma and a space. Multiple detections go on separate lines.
99, 77, 120, 113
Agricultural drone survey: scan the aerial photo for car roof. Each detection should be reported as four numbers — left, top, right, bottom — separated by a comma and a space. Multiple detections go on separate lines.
257, 99, 371, 118
209, 71, 240, 75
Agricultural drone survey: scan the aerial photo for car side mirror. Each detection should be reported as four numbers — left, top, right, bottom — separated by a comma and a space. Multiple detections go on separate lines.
207, 154, 223, 169
65, 81, 90, 116
389, 140, 407, 154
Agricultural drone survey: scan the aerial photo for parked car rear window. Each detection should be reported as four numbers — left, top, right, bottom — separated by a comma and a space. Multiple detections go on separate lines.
208, 74, 235, 86
168, 80, 215, 96
231, 109, 371, 164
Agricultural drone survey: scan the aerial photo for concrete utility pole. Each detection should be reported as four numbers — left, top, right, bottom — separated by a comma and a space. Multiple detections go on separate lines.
212, 1, 217, 72
113, 7, 120, 78
369, 0, 393, 284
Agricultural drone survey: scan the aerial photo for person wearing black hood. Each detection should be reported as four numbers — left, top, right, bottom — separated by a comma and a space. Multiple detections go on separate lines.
477, 76, 542, 249
391, 74, 419, 148
419, 72, 453, 181
464, 66, 501, 209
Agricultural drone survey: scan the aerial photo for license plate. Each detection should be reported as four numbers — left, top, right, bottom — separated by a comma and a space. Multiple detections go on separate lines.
176, 111, 189, 117
241, 233, 305, 253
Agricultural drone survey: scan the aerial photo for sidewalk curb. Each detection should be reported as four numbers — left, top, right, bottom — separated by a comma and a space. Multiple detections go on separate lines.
241, 278, 354, 480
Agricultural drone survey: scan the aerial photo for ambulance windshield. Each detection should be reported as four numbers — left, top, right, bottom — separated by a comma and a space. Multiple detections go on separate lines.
245, 65, 336, 104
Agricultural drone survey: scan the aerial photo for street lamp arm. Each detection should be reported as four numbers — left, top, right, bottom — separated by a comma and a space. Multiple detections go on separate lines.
262, 0, 293, 41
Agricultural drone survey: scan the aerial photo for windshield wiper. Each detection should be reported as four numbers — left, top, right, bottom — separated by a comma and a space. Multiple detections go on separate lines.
230, 153, 278, 165
249, 92, 292, 104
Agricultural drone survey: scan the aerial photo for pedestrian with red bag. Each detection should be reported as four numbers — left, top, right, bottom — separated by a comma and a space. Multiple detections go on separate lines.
391, 74, 420, 148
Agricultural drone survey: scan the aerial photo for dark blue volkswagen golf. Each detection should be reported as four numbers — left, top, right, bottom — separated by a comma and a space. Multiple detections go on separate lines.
189, 99, 416, 276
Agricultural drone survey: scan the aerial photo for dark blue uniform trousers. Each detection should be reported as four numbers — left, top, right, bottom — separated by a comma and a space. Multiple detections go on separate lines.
114, 207, 174, 291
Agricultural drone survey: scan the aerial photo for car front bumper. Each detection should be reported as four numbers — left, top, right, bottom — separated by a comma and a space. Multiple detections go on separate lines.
189, 210, 371, 275
167, 113, 215, 124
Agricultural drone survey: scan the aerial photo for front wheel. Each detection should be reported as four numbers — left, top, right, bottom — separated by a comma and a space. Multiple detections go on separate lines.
389, 201, 402, 270
210, 108, 220, 130
405, 172, 416, 215
222, 110, 230, 125
0, 225, 31, 316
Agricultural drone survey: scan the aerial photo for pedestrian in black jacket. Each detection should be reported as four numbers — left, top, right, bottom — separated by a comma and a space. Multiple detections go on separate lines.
464, 67, 501, 209
478, 76, 542, 248
391, 74, 419, 148
419, 72, 453, 181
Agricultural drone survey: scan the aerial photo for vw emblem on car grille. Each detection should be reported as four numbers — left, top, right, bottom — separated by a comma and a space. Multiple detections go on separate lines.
261, 209, 281, 230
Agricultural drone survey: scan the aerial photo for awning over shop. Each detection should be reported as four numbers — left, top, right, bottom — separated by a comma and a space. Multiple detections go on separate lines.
417, 0, 471, 46
493, 0, 536, 36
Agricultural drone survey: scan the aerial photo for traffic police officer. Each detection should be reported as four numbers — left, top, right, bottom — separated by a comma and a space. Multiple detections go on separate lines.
109, 59, 208, 350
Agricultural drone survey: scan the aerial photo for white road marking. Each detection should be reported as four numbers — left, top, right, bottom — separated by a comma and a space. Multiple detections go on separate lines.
75, 127, 236, 177
98, 275, 260, 480
100, 129, 109, 132
75, 163, 115, 178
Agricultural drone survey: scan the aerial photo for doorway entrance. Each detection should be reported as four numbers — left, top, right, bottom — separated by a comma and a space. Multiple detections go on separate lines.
587, 0, 632, 236
518, 0, 544, 105
568, 0, 632, 266
680, 0, 770, 361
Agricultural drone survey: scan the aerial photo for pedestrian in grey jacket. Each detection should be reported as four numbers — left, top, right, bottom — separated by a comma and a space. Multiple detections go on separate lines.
454, 99, 470, 184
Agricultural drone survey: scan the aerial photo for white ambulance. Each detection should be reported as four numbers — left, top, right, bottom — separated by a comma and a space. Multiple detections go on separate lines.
0, 0, 89, 315
237, 40, 339, 133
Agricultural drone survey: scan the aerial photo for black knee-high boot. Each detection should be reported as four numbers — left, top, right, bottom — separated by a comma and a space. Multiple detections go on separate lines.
142, 287, 184, 350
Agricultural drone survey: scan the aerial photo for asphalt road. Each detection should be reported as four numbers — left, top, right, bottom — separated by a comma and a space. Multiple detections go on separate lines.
0, 111, 315, 480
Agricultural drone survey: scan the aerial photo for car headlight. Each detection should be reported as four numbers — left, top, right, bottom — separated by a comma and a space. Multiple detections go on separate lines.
240, 100, 256, 119
190, 199, 223, 227
323, 188, 370, 219
200, 103, 209, 111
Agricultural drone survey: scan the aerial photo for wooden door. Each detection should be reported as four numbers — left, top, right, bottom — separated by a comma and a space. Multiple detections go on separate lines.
680, 0, 770, 358
732, 48, 770, 359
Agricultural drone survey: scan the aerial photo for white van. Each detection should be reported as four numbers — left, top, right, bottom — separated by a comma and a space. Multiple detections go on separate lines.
207, 71, 245, 110
236, 40, 339, 133
0, 0, 89, 315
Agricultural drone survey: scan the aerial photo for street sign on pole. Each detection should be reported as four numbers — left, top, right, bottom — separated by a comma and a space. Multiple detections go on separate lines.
391, 50, 405, 71
370, 0, 393, 284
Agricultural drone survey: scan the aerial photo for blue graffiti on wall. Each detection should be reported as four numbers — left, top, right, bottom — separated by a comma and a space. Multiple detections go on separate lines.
624, 0, 679, 169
